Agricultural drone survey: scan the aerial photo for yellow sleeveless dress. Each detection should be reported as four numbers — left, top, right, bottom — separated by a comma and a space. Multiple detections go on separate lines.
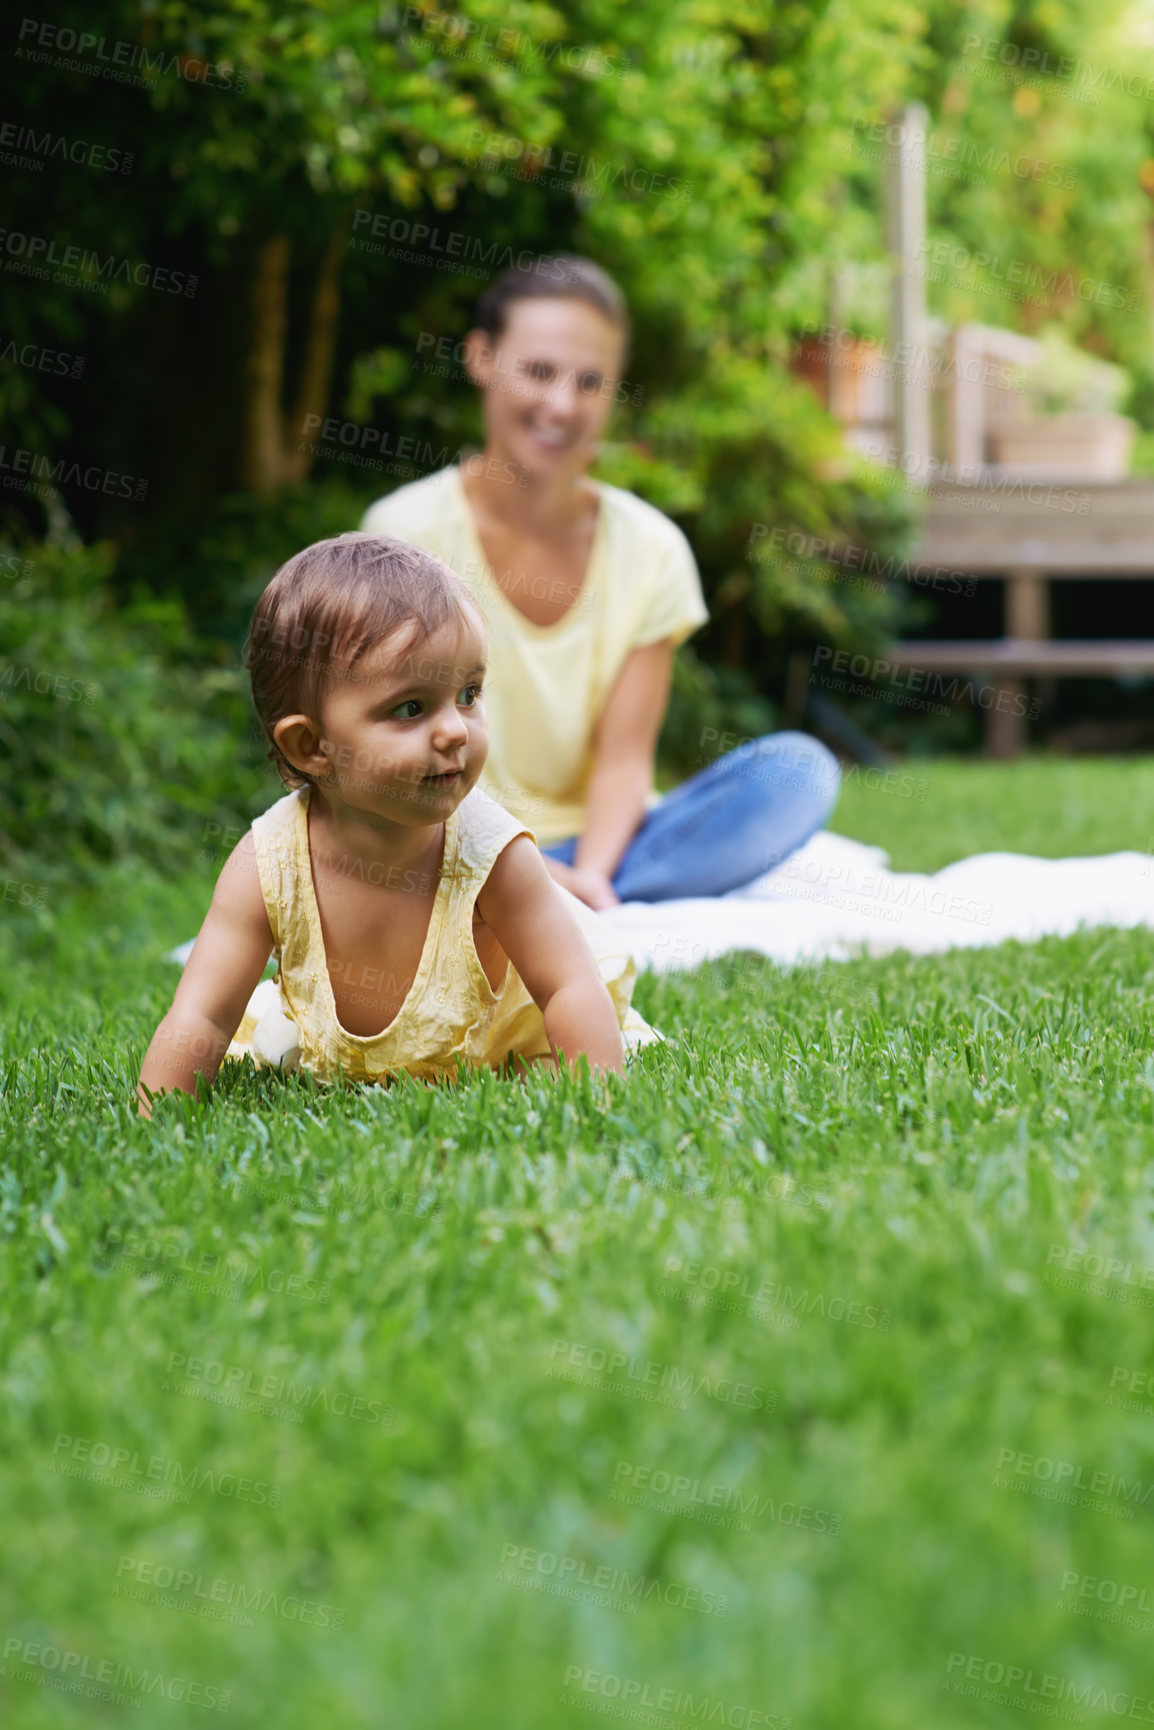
225, 784, 658, 1086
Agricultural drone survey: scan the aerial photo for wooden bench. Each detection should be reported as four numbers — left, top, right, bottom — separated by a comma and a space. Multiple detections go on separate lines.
886, 640, 1154, 757
887, 480, 1154, 756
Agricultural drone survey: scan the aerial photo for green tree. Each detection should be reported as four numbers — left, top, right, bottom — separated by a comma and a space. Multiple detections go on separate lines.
4, 0, 1150, 704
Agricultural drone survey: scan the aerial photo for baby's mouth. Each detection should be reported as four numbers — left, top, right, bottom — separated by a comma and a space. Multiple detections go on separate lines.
423, 768, 464, 786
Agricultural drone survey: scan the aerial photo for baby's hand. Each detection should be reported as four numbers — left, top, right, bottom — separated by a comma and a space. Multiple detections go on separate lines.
137, 833, 274, 1113
478, 838, 625, 1076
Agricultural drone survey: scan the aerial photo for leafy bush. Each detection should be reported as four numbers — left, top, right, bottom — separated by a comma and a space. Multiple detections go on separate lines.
0, 540, 270, 885
658, 648, 777, 781
115, 479, 378, 660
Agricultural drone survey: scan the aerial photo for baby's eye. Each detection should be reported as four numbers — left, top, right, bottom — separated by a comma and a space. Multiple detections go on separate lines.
578, 372, 603, 393
459, 684, 483, 708
521, 359, 554, 381
391, 699, 422, 720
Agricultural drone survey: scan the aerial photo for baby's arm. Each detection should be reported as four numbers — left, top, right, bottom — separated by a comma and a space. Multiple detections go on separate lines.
476, 836, 625, 1078
137, 833, 275, 1117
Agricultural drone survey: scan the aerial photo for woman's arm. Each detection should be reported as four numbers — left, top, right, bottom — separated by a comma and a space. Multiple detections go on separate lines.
137, 834, 275, 1116
477, 836, 625, 1077
571, 637, 674, 892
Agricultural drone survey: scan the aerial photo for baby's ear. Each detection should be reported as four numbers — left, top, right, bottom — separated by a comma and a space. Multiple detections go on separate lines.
273, 714, 328, 780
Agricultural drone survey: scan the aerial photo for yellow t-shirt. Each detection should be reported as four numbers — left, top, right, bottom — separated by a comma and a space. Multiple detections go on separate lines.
360, 465, 709, 845
226, 783, 657, 1085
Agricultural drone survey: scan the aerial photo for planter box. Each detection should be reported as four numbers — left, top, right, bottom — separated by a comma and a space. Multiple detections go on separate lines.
792, 335, 891, 424
988, 413, 1136, 480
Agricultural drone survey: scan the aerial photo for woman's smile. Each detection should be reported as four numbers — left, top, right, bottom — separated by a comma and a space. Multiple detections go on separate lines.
525, 421, 570, 449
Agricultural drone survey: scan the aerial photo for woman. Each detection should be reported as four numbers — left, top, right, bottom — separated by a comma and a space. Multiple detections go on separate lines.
361, 255, 839, 909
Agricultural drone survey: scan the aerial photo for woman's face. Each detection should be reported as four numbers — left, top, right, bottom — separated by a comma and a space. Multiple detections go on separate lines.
465, 296, 627, 482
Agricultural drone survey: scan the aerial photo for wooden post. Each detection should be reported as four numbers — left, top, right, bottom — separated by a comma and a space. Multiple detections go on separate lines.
983, 568, 1047, 757
986, 685, 1028, 759
886, 103, 932, 484
1005, 568, 1049, 640
827, 264, 848, 422
948, 326, 984, 472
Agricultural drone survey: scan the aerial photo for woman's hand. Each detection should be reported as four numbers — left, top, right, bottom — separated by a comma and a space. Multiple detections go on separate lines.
541, 855, 621, 910
565, 868, 621, 911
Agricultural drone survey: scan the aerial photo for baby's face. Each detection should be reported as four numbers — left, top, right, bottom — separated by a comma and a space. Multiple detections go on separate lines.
315, 610, 489, 826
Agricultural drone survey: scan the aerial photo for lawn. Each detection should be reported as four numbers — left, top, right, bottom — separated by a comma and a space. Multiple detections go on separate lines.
2, 757, 1153, 1730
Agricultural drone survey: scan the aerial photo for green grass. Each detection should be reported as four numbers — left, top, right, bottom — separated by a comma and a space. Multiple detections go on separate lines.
833, 754, 1154, 873
1, 757, 1153, 1729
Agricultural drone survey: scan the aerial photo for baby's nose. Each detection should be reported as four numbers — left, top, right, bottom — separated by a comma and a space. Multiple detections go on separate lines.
435, 708, 469, 743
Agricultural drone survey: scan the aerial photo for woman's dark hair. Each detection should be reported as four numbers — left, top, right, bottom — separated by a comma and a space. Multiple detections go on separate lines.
475, 255, 630, 353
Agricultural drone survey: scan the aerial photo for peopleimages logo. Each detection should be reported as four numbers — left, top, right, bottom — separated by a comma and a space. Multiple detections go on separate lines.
0, 661, 97, 704
163, 1352, 392, 1425
664, 1257, 892, 1329
812, 646, 1040, 721
993, 1446, 1152, 1515
1046, 1244, 1154, 1290
15, 19, 248, 91
349, 210, 587, 281
401, 7, 630, 79
799, 320, 1026, 393
1058, 1569, 1154, 1616
750, 526, 978, 597
546, 1339, 775, 1411
0, 229, 196, 296
945, 1650, 1154, 1720
1, 1636, 231, 1712
497, 1544, 729, 1617
846, 117, 1077, 188
0, 445, 147, 500
611, 1460, 842, 1536
50, 1434, 282, 1507
100, 1227, 330, 1303
0, 119, 133, 173
561, 1666, 791, 1727
914, 237, 1140, 312
960, 30, 1154, 103
463, 129, 691, 201
0, 336, 84, 377
115, 1556, 346, 1631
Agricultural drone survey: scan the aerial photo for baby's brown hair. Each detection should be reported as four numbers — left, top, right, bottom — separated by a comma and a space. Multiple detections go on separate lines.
245, 532, 481, 790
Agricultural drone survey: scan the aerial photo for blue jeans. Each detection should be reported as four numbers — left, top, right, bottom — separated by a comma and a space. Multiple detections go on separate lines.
541, 731, 841, 902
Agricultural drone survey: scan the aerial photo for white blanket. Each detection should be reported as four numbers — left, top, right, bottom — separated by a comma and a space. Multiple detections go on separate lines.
167, 832, 1154, 978
596, 832, 1154, 973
